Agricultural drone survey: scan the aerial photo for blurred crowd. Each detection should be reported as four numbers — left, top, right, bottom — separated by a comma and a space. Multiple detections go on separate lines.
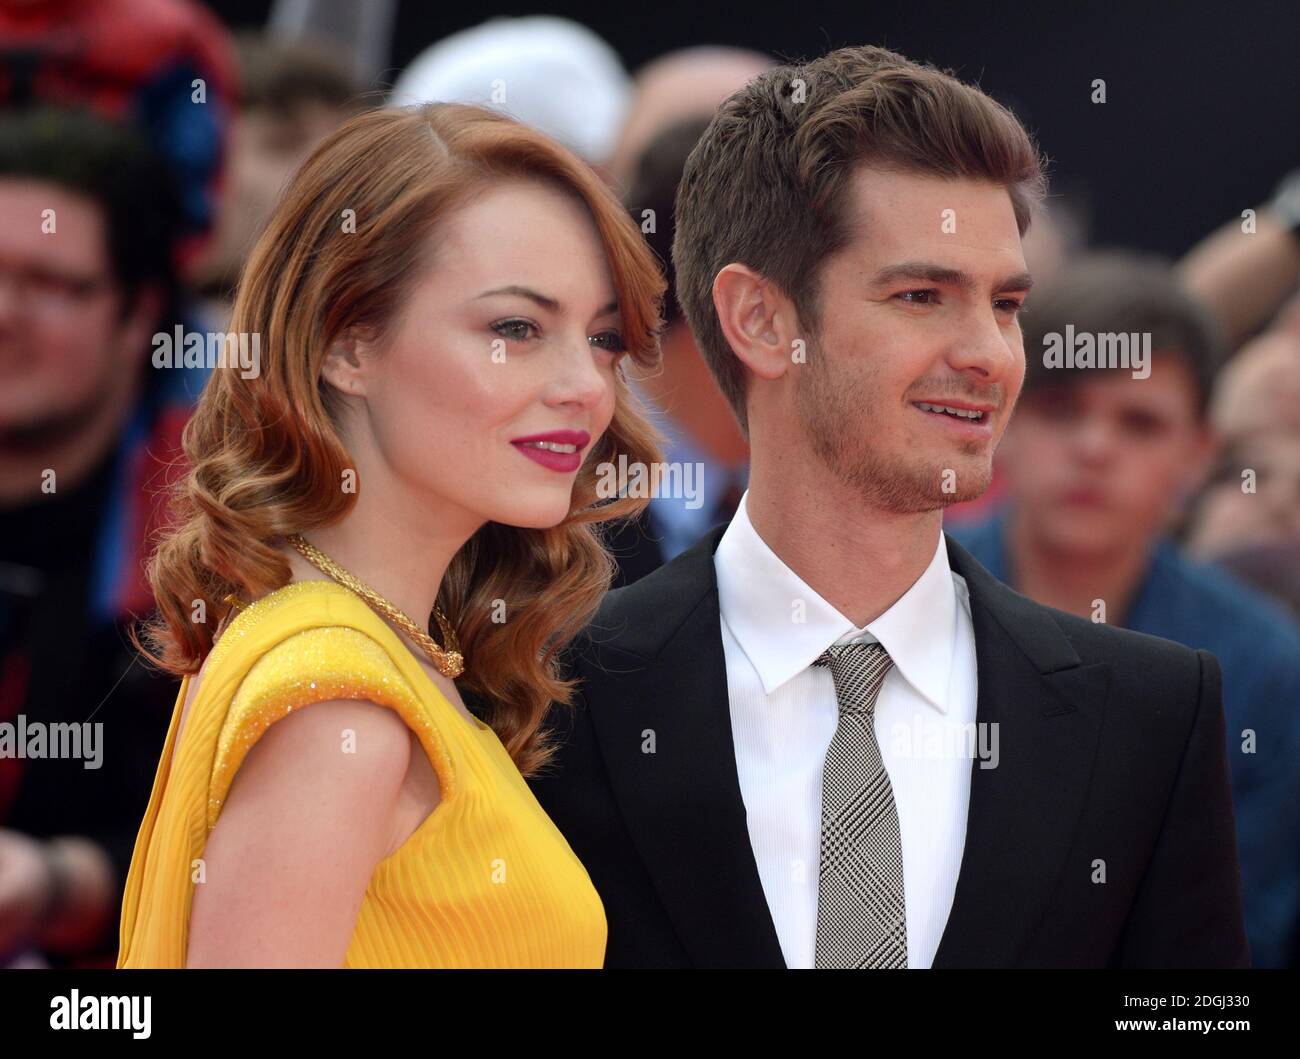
0, 0, 1297, 968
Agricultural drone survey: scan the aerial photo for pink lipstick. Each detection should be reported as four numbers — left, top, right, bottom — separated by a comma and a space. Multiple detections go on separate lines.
510, 429, 591, 473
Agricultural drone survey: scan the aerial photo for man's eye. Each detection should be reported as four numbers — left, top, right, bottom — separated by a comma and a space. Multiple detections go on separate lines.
995, 298, 1026, 317
30, 271, 87, 298
1028, 389, 1078, 417
1121, 411, 1166, 437
589, 331, 625, 353
897, 289, 937, 305
491, 318, 538, 341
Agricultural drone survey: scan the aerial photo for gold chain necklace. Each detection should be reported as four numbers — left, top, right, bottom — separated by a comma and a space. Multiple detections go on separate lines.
286, 533, 465, 678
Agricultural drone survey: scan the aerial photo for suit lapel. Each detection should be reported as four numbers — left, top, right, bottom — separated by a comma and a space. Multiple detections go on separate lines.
580, 525, 1110, 968
580, 524, 786, 967
932, 534, 1112, 967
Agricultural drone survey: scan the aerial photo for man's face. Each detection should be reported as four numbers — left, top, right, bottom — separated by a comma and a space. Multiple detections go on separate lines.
795, 165, 1030, 512
0, 179, 124, 433
200, 101, 351, 285
998, 355, 1210, 556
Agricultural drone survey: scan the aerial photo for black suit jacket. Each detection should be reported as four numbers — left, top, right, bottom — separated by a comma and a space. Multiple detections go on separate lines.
602, 506, 666, 589
527, 523, 1251, 968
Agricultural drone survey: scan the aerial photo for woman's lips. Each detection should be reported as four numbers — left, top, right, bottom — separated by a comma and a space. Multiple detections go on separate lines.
511, 440, 583, 473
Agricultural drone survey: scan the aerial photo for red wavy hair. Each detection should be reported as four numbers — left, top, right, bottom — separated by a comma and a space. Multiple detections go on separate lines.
137, 103, 666, 776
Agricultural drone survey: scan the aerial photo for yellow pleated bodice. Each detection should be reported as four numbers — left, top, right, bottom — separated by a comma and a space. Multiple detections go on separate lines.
117, 580, 606, 968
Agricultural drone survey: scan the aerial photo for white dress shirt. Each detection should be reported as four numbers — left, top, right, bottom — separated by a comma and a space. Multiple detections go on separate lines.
713, 490, 978, 968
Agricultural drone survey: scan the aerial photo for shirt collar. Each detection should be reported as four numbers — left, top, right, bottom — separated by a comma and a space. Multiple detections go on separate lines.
714, 490, 957, 712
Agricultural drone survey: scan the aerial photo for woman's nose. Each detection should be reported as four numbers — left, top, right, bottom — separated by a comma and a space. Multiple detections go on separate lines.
546, 340, 609, 407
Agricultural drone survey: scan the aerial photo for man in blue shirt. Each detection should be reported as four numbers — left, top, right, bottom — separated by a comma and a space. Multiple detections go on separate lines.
948, 251, 1300, 967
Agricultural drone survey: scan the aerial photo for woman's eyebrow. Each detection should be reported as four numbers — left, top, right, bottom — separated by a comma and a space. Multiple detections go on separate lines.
473, 285, 620, 316
475, 285, 559, 311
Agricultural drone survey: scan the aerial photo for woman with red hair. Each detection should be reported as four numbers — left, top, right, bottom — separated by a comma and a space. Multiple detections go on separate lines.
117, 102, 664, 967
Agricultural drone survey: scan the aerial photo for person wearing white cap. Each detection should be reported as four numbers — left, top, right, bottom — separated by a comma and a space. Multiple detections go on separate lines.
391, 16, 630, 168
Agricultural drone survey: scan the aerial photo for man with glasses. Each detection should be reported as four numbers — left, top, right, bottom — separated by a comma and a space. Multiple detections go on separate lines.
0, 108, 197, 968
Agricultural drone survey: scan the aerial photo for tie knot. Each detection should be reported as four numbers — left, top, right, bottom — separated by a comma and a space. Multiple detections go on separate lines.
813, 642, 893, 716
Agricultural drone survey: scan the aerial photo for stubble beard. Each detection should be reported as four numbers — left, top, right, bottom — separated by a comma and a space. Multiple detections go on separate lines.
795, 347, 994, 514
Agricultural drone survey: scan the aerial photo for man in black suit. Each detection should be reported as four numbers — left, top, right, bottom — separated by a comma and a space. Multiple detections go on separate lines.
528, 45, 1249, 968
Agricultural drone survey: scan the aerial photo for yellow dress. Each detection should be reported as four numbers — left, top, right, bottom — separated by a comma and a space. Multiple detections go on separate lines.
117, 580, 606, 968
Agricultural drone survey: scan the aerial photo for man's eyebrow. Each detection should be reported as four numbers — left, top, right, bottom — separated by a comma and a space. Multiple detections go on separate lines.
870, 261, 1034, 294
473, 285, 619, 316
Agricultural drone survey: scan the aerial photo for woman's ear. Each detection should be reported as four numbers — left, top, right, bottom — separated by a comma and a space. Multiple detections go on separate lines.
320, 325, 379, 398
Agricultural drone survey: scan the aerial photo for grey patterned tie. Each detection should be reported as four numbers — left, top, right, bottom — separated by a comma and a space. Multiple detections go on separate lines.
811, 642, 908, 968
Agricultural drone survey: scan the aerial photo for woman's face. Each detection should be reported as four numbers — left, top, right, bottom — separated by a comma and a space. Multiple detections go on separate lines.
332, 178, 626, 531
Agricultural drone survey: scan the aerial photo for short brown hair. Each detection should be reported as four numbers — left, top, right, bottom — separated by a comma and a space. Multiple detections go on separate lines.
1020, 250, 1224, 418
672, 45, 1047, 435
235, 31, 369, 116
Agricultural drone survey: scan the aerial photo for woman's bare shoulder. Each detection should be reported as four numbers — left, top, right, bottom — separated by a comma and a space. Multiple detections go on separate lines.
185, 696, 415, 968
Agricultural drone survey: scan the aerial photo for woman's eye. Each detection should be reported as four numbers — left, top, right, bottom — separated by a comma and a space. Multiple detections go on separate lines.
588, 331, 626, 354
491, 318, 538, 341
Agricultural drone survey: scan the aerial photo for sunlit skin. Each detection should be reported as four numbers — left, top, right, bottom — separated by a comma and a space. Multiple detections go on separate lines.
998, 354, 1214, 619
717, 164, 1031, 627
185, 178, 628, 966
0, 181, 158, 503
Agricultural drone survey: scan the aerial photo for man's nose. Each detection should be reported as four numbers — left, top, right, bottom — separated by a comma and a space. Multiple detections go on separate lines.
949, 306, 1020, 380
1070, 414, 1121, 461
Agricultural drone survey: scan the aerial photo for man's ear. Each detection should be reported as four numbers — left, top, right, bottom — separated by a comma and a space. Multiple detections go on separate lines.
118, 283, 164, 369
1182, 421, 1219, 494
712, 263, 799, 382
321, 324, 379, 398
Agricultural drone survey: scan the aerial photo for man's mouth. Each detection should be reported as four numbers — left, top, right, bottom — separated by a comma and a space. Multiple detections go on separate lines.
912, 401, 991, 424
